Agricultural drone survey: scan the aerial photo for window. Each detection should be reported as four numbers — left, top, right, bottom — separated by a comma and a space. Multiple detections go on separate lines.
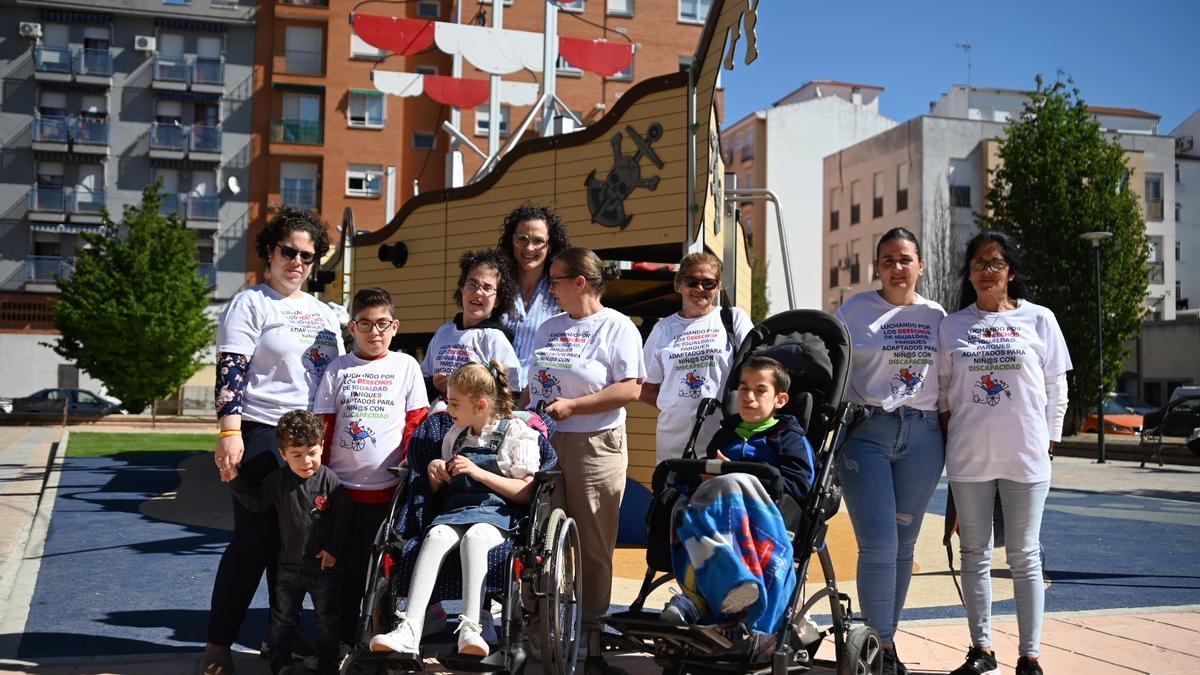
872, 171, 884, 219
281, 162, 318, 210
850, 180, 860, 225
348, 91, 385, 127
417, 0, 440, 17
828, 245, 839, 289
950, 185, 971, 208
350, 33, 386, 60
475, 106, 511, 137
1176, 163, 1180, 183
608, 53, 634, 81
738, 128, 753, 161
557, 0, 585, 10
285, 25, 324, 75
346, 164, 383, 197
1176, 202, 1181, 221
896, 162, 909, 212
1145, 173, 1163, 221
679, 0, 711, 23
849, 252, 861, 284
415, 65, 438, 75
282, 93, 321, 122
556, 55, 582, 76
413, 132, 436, 150
1176, 239, 1181, 261
608, 0, 633, 16
829, 187, 840, 231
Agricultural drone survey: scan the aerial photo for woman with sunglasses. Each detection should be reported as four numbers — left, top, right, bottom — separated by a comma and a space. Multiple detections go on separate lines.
938, 231, 1070, 675
496, 203, 571, 393
204, 206, 345, 675
834, 227, 946, 675
639, 252, 752, 462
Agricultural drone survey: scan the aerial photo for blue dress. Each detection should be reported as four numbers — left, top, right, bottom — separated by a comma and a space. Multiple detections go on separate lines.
429, 419, 524, 532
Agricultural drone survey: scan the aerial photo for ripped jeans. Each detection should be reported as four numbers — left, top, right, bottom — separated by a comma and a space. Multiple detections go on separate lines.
837, 405, 944, 643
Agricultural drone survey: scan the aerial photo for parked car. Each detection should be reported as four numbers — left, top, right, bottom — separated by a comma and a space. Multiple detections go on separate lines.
1109, 392, 1158, 416
10, 388, 123, 418
1078, 400, 1143, 435
1142, 387, 1200, 438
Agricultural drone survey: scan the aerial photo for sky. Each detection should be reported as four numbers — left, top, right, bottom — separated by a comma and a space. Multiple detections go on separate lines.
720, 0, 1200, 133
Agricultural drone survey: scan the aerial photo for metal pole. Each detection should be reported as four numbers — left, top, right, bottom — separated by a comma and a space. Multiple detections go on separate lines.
1095, 242, 1106, 463
725, 188, 796, 310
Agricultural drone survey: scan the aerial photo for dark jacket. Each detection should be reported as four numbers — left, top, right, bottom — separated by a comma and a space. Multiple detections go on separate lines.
705, 413, 816, 503
230, 464, 349, 566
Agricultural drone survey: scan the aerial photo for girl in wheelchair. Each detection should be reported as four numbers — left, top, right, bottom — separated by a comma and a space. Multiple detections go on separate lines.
369, 361, 542, 658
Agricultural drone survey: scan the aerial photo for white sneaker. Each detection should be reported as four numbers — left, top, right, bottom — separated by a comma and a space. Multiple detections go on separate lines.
719, 581, 760, 615
369, 613, 420, 655
455, 615, 489, 657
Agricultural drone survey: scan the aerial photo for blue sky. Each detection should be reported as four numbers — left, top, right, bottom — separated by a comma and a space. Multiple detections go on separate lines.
721, 0, 1200, 133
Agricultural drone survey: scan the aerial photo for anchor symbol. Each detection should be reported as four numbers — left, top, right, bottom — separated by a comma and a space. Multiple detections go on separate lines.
585, 122, 664, 229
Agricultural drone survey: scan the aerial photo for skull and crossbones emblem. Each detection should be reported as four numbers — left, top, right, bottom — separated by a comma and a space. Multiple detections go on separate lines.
585, 122, 664, 229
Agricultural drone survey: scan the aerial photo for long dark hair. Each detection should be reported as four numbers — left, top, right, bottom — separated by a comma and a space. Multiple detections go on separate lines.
453, 248, 517, 319
957, 231, 1031, 310
497, 202, 571, 278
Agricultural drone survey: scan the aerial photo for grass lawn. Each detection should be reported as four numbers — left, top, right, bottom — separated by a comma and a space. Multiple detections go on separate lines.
66, 432, 216, 457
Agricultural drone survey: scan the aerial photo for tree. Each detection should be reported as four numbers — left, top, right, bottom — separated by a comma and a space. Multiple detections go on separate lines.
921, 181, 961, 311
50, 182, 216, 414
750, 256, 769, 324
979, 76, 1149, 422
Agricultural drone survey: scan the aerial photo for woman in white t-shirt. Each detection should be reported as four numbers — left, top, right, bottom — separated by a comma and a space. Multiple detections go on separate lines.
640, 252, 752, 463
525, 247, 644, 672
204, 207, 345, 674
938, 232, 1070, 675
835, 228, 946, 674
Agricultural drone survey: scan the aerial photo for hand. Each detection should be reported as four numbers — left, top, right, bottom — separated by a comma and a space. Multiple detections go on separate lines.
215, 434, 244, 475
714, 449, 730, 462
220, 465, 239, 483
428, 459, 450, 490
448, 454, 482, 480
544, 397, 576, 421
1048, 440, 1056, 461
433, 372, 449, 394
316, 550, 337, 570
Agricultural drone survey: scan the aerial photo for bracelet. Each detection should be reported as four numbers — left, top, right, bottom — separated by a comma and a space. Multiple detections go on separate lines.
218, 429, 242, 438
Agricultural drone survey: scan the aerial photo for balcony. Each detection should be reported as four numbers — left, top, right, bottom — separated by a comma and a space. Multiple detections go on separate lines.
1146, 260, 1165, 285
26, 256, 74, 284
187, 196, 220, 222
34, 47, 72, 80
192, 58, 225, 92
29, 186, 68, 220
153, 57, 190, 89
70, 189, 106, 222
198, 262, 217, 286
73, 117, 110, 154
32, 114, 71, 151
150, 122, 187, 158
281, 185, 318, 210
270, 118, 323, 145
75, 49, 113, 83
160, 193, 183, 218
278, 49, 324, 76
189, 125, 222, 160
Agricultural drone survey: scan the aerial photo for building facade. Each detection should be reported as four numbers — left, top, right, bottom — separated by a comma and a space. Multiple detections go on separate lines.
1170, 108, 1199, 314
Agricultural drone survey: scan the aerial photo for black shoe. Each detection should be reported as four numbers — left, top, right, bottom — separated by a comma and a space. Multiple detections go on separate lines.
882, 647, 908, 675
1016, 656, 1044, 675
948, 646, 998, 675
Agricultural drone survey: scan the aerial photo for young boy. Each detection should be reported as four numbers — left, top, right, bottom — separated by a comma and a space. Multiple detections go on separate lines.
311, 287, 429, 648
225, 410, 348, 675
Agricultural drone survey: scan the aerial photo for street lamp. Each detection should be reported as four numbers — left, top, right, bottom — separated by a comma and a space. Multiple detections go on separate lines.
834, 285, 853, 308
1080, 231, 1113, 463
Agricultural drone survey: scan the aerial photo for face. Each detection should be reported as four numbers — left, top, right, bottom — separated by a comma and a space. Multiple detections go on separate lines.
267, 230, 317, 292
875, 238, 924, 299
678, 263, 721, 316
968, 241, 1013, 299
283, 443, 322, 479
511, 218, 551, 274
737, 368, 789, 424
350, 305, 397, 357
446, 384, 488, 432
547, 260, 582, 311
461, 265, 501, 326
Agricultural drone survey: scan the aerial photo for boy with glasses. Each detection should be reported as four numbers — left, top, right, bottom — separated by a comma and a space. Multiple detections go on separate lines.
312, 287, 429, 651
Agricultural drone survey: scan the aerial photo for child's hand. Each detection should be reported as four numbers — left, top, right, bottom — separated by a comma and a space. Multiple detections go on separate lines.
544, 397, 575, 421
316, 550, 336, 570
448, 454, 482, 480
714, 449, 730, 462
428, 459, 450, 489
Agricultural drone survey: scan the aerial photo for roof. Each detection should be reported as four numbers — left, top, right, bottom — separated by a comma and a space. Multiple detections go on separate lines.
772, 79, 885, 107
1087, 105, 1161, 120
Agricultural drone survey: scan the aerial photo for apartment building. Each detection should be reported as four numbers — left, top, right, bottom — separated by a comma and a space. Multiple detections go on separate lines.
0, 0, 255, 398
1170, 108, 1199, 314
248, 0, 712, 287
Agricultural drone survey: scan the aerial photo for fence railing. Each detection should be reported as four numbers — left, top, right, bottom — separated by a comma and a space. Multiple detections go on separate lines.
71, 190, 106, 215
270, 118, 323, 145
30, 186, 67, 212
74, 117, 110, 146
154, 57, 190, 82
151, 122, 187, 151
26, 256, 75, 283
190, 125, 222, 153
192, 58, 225, 85
76, 49, 113, 77
161, 193, 183, 218
199, 262, 217, 285
34, 46, 72, 74
187, 196, 220, 220
33, 114, 71, 143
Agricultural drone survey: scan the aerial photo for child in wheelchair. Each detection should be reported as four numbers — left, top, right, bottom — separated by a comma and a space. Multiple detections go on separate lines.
368, 360, 542, 658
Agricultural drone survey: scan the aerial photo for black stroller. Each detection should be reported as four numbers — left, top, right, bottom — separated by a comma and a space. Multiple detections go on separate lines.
341, 406, 583, 675
600, 309, 881, 675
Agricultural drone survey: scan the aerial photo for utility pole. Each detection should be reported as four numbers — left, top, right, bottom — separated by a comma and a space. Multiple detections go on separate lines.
955, 41, 972, 110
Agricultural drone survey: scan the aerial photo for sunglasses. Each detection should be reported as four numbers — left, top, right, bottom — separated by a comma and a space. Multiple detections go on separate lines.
680, 277, 719, 291
273, 244, 316, 265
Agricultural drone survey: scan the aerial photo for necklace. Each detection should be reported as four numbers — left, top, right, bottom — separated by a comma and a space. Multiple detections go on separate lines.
973, 302, 1010, 338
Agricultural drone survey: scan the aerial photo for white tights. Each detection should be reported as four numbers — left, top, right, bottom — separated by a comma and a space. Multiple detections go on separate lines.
403, 523, 506, 636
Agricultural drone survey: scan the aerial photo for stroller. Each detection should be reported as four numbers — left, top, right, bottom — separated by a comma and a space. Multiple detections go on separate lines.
341, 405, 583, 675
601, 309, 881, 675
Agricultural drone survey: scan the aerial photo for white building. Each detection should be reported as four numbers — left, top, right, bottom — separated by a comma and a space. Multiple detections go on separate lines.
1170, 108, 1200, 314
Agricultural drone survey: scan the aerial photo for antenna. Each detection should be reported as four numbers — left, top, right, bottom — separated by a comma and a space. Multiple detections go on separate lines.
954, 42, 972, 91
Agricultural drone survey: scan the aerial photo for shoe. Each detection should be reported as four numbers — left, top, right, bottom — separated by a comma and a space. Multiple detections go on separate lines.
455, 615, 490, 657
423, 601, 448, 636
882, 646, 908, 675
201, 643, 235, 675
1016, 656, 1044, 675
948, 646, 999, 675
719, 581, 760, 615
369, 613, 420, 655
660, 593, 702, 625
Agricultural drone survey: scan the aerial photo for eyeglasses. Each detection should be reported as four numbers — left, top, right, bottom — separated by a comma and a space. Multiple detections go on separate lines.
463, 280, 497, 296
272, 244, 316, 265
969, 258, 1010, 273
513, 233, 549, 249
353, 319, 398, 333
680, 277, 720, 291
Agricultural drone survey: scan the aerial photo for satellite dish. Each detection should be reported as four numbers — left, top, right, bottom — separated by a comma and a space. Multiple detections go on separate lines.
226, 176, 241, 195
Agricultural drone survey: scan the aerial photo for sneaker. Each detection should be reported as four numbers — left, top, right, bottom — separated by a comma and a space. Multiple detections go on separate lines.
369, 613, 420, 655
424, 602, 448, 636
1016, 656, 1044, 675
455, 615, 489, 657
201, 643, 235, 675
660, 594, 702, 625
948, 646, 999, 675
719, 581, 760, 615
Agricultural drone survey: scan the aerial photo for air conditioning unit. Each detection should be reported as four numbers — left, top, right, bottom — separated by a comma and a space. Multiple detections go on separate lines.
19, 22, 43, 39
134, 35, 156, 53
838, 256, 852, 269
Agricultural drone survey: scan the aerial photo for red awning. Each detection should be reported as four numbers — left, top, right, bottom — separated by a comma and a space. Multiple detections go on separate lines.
558, 37, 633, 77
353, 15, 435, 55
422, 75, 490, 109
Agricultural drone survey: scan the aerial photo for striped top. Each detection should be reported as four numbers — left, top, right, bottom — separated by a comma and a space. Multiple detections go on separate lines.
501, 276, 560, 391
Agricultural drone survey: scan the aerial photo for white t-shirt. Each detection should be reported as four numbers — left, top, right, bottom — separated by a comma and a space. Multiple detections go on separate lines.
217, 284, 344, 425
422, 321, 521, 386
939, 300, 1073, 483
643, 307, 753, 463
527, 307, 646, 433
440, 417, 543, 479
312, 351, 428, 490
837, 291, 946, 412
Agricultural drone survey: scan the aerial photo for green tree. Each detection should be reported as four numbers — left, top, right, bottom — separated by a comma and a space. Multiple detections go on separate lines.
750, 256, 769, 324
50, 182, 215, 413
980, 76, 1149, 422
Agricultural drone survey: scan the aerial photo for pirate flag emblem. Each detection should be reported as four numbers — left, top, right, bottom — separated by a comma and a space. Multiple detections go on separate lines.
585, 122, 664, 229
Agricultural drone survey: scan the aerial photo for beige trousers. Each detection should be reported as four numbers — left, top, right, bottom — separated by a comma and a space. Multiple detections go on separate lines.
551, 426, 628, 632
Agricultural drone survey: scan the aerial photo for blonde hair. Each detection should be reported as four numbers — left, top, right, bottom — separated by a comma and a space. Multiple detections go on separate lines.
675, 252, 722, 286
448, 361, 514, 418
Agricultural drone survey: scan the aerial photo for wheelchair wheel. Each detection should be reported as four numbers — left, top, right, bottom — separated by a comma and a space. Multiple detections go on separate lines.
539, 513, 581, 675
836, 624, 882, 675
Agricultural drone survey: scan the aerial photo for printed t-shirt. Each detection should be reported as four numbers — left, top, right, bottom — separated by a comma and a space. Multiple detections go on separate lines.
422, 321, 520, 385
527, 307, 646, 433
312, 351, 428, 490
939, 300, 1072, 483
837, 291, 946, 412
642, 307, 753, 462
217, 284, 344, 425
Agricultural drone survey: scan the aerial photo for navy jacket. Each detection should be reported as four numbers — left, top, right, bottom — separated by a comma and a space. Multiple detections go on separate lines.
705, 413, 816, 503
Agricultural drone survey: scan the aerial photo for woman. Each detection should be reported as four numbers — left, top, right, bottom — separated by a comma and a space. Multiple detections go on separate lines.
640, 252, 752, 462
525, 247, 644, 673
205, 207, 345, 675
496, 202, 571, 393
939, 232, 1070, 675
835, 228, 946, 675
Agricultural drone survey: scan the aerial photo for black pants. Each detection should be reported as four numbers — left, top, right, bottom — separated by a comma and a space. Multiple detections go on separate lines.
270, 563, 342, 675
207, 421, 283, 646
339, 499, 392, 645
